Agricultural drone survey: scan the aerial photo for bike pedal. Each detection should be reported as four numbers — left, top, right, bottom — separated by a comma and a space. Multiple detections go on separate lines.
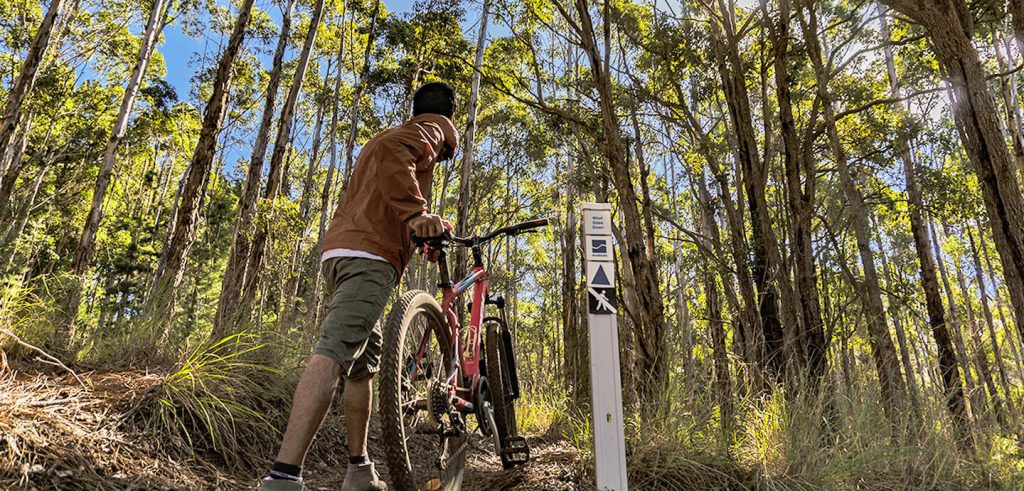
500, 436, 530, 465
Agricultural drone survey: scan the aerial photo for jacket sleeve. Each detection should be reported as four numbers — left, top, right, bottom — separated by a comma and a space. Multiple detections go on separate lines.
376, 123, 442, 222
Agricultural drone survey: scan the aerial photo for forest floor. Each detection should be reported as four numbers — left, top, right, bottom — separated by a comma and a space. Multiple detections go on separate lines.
0, 364, 584, 491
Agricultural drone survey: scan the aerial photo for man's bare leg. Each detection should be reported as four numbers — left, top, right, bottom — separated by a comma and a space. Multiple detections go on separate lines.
340, 375, 386, 490
343, 375, 373, 458
276, 354, 342, 466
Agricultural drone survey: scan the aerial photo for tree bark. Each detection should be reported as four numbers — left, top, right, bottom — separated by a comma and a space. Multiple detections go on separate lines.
285, 99, 327, 319
799, 3, 906, 414
562, 152, 580, 402
1010, 0, 1024, 49
875, 227, 923, 413
991, 30, 1024, 179
299, 104, 326, 219
691, 168, 746, 364
878, 6, 970, 436
62, 0, 172, 342
4, 163, 48, 269
569, 0, 667, 402
765, 0, 828, 385
950, 223, 1005, 426
454, 0, 491, 292
980, 226, 1024, 378
881, 0, 1024, 353
230, 0, 327, 337
0, 0, 67, 188
341, 0, 382, 192
149, 0, 257, 324
930, 218, 982, 419
967, 226, 1017, 420
710, 1, 791, 381
668, 157, 692, 374
0, 112, 33, 230
311, 36, 349, 327
700, 185, 732, 432
213, 0, 296, 336
664, 71, 763, 382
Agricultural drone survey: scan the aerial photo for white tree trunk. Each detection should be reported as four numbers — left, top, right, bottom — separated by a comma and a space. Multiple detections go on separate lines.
149, 0, 257, 325
454, 0, 490, 248
72, 0, 171, 276
0, 0, 67, 182
58, 0, 171, 352
213, 0, 297, 336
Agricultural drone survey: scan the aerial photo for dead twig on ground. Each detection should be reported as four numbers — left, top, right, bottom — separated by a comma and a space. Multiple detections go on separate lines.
0, 349, 9, 380
0, 328, 86, 389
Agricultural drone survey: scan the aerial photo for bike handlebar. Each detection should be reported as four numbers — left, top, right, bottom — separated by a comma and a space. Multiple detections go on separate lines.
412, 218, 549, 248
481, 217, 549, 241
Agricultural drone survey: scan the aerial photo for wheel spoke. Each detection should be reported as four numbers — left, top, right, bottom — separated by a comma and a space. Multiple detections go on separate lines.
382, 292, 464, 490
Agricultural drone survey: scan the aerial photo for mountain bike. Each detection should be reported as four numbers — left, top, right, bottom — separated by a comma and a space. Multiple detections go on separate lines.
378, 218, 549, 491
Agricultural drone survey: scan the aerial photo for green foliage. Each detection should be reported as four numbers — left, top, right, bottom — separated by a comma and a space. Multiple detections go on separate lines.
3, 0, 1024, 487
0, 274, 66, 351
131, 332, 288, 469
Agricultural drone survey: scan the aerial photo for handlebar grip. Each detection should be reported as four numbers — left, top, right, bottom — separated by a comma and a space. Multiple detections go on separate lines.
411, 230, 452, 246
514, 218, 549, 233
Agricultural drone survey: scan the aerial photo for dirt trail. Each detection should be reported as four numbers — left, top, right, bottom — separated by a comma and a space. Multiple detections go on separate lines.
1, 368, 583, 490
461, 437, 581, 491
303, 434, 581, 491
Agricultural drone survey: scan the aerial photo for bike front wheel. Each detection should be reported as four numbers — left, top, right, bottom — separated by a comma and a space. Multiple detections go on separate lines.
484, 317, 523, 469
379, 290, 466, 491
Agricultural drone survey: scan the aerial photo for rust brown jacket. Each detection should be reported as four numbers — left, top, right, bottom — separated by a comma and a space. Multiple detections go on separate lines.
322, 113, 459, 274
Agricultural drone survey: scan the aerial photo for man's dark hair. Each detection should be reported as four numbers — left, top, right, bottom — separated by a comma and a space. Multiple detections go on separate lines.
412, 82, 456, 118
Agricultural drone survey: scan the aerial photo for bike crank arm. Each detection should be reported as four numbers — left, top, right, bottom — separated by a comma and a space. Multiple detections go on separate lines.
451, 395, 475, 412
482, 401, 502, 454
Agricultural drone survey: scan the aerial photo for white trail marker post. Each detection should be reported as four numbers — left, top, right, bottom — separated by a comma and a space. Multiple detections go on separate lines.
582, 202, 628, 491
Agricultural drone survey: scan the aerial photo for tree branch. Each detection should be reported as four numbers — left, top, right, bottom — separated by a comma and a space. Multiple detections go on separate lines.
831, 86, 946, 122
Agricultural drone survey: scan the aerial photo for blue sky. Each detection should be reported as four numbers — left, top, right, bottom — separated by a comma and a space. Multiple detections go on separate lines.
152, 0, 486, 174
157, 0, 478, 103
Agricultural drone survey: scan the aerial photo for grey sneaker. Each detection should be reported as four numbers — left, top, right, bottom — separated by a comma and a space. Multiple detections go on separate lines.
340, 462, 388, 491
258, 477, 308, 491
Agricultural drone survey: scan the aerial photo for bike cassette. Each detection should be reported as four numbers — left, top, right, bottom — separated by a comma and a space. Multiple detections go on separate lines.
426, 380, 450, 427
501, 436, 530, 467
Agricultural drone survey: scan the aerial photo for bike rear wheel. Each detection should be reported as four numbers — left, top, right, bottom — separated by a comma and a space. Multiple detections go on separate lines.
379, 290, 466, 491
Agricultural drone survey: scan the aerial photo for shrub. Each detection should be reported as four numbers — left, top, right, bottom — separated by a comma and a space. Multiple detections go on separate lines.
129, 332, 290, 470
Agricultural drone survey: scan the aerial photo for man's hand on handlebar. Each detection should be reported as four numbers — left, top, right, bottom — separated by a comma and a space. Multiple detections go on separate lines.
409, 213, 452, 262
408, 213, 452, 239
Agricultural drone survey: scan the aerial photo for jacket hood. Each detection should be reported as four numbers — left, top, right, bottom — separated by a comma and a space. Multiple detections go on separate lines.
412, 113, 460, 160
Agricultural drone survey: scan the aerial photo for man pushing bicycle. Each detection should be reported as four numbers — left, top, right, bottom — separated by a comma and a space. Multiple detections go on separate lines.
259, 82, 459, 491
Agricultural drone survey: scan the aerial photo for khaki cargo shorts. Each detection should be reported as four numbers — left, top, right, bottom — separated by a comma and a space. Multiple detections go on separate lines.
315, 257, 397, 380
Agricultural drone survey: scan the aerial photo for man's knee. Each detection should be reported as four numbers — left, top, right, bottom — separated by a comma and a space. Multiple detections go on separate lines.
308, 353, 345, 380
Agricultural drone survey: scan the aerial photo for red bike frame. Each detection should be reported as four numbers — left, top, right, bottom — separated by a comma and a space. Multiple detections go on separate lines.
442, 265, 487, 411
408, 262, 488, 413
